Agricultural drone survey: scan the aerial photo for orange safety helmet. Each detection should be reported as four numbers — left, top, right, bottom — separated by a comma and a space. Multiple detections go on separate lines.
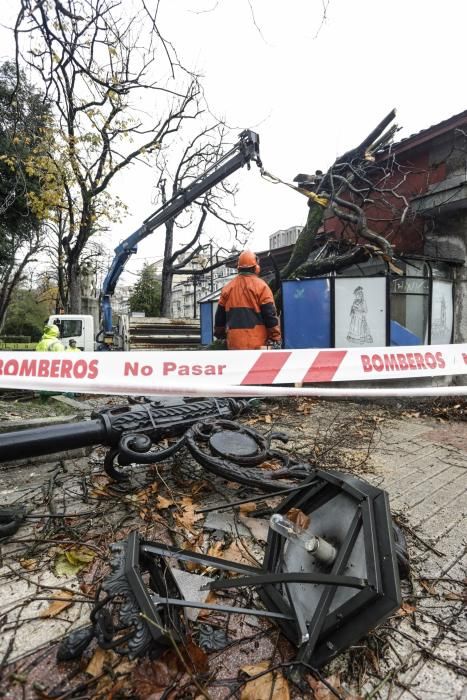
237, 250, 260, 275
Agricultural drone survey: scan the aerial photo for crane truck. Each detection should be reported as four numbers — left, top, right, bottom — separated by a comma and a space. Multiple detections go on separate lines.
46, 130, 262, 351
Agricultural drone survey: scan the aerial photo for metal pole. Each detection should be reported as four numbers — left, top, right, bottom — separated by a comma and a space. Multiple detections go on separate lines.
0, 419, 107, 463
193, 275, 197, 319
210, 242, 214, 292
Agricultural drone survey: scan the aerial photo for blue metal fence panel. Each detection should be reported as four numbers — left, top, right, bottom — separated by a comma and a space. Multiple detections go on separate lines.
390, 320, 421, 346
282, 279, 331, 348
200, 301, 214, 344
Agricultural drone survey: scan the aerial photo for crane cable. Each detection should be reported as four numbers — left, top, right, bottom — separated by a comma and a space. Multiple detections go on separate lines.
260, 167, 329, 208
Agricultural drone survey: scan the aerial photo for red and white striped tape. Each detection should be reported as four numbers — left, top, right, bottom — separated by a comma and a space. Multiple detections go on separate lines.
0, 344, 466, 397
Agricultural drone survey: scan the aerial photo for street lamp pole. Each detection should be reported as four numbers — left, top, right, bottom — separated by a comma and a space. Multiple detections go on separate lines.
210, 242, 214, 293
193, 275, 197, 319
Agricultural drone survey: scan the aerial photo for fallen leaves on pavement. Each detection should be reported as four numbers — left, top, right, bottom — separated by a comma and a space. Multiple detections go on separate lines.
396, 602, 416, 616
125, 482, 158, 507
221, 538, 260, 567
132, 639, 208, 699
197, 590, 218, 619
86, 647, 108, 677
260, 459, 283, 471
54, 546, 96, 577
19, 558, 37, 570
40, 590, 74, 618
206, 540, 224, 558
174, 497, 204, 531
239, 502, 257, 514
307, 673, 362, 700
419, 579, 437, 595
156, 494, 174, 510
240, 661, 290, 700
286, 507, 310, 530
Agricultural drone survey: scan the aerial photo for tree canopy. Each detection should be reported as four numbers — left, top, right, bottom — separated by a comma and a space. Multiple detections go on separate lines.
129, 264, 161, 317
1, 288, 50, 342
14, 0, 202, 312
0, 62, 52, 264
0, 61, 59, 330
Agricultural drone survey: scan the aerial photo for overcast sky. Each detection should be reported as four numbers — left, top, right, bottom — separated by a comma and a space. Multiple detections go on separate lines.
2, 0, 467, 285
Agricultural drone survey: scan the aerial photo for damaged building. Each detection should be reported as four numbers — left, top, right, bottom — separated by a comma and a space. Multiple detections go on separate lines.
282, 110, 467, 354
201, 110, 467, 359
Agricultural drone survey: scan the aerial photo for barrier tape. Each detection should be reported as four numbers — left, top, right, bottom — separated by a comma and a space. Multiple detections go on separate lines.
0, 344, 467, 397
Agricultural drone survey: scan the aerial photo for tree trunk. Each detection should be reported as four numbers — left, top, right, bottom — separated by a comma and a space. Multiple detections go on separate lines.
273, 111, 398, 290
270, 202, 326, 293
0, 269, 14, 333
67, 203, 93, 313
0, 248, 38, 330
57, 246, 67, 311
295, 247, 369, 277
160, 219, 174, 317
160, 268, 174, 317
67, 258, 81, 313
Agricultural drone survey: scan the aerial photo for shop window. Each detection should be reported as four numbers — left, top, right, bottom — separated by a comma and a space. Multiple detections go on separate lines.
390, 280, 429, 345
430, 262, 453, 344
390, 261, 429, 345
281, 256, 455, 349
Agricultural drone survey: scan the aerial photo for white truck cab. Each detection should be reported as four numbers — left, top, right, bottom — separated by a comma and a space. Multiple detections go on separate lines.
47, 314, 95, 351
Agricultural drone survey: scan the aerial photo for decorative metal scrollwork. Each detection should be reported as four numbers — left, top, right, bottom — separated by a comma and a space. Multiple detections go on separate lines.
57, 533, 184, 661
99, 398, 249, 481
185, 419, 313, 492
103, 434, 186, 481
91, 542, 154, 657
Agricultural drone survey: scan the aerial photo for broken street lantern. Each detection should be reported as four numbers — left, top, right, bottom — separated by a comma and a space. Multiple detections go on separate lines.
63, 469, 401, 671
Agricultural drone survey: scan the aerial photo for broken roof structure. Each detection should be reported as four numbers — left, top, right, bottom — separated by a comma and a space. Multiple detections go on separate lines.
246, 110, 467, 359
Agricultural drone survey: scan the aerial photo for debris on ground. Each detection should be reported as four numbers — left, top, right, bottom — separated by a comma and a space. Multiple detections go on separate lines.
0, 396, 465, 699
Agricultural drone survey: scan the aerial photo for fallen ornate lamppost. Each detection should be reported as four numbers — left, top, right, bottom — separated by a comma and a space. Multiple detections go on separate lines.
0, 397, 250, 481
59, 469, 402, 671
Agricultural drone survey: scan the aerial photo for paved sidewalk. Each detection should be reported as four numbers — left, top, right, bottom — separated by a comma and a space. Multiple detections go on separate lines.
363, 413, 467, 700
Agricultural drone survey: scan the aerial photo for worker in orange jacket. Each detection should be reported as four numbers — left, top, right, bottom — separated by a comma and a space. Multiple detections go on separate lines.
214, 250, 281, 350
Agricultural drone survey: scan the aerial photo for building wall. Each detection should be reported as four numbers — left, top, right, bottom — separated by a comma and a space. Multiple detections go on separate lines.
416, 133, 467, 352
323, 137, 449, 255
269, 226, 302, 250
315, 122, 467, 386
171, 263, 234, 319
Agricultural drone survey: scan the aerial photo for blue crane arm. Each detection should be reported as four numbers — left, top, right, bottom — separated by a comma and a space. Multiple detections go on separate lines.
99, 129, 261, 347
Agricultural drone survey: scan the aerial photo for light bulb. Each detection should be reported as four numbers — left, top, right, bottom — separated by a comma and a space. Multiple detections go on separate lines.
269, 513, 337, 565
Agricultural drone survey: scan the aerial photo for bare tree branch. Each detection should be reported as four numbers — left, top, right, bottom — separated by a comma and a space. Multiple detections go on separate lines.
13, 0, 202, 312
155, 121, 250, 316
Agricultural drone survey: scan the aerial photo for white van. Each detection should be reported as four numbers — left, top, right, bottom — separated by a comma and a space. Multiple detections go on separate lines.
47, 314, 95, 351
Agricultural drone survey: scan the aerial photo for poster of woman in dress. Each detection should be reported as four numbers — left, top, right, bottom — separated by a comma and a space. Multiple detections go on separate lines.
431, 281, 453, 344
347, 286, 373, 344
334, 277, 386, 347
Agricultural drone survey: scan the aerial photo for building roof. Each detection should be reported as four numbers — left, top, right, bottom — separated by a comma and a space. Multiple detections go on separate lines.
389, 109, 467, 155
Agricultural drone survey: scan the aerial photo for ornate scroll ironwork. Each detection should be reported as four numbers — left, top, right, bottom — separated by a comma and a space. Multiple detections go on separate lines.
97, 399, 250, 481
185, 419, 313, 492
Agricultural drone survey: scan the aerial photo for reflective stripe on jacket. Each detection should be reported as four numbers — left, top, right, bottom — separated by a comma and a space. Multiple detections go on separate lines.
214, 273, 281, 350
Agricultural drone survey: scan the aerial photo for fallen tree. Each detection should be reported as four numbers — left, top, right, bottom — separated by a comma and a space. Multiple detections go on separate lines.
269, 109, 408, 293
